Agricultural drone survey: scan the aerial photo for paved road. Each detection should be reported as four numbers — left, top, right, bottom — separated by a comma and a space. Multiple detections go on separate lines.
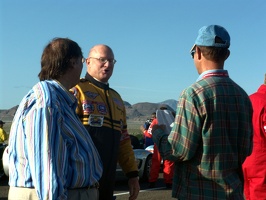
0, 174, 175, 200
114, 176, 174, 200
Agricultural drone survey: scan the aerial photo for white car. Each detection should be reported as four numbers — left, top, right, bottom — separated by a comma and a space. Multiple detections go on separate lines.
116, 135, 153, 182
116, 148, 152, 181
0, 143, 8, 178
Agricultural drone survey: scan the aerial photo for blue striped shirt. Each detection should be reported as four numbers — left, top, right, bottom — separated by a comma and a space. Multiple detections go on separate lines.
8, 80, 103, 200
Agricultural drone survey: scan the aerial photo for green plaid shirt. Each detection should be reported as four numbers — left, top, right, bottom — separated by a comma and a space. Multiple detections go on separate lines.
153, 72, 253, 199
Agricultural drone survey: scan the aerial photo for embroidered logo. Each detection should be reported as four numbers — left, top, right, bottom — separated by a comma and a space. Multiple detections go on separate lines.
88, 115, 104, 127
113, 97, 123, 107
84, 91, 99, 99
82, 100, 94, 114
97, 103, 107, 115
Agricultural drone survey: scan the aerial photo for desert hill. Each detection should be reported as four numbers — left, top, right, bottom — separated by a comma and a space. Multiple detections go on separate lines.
125, 100, 177, 122
0, 99, 178, 123
0, 106, 19, 122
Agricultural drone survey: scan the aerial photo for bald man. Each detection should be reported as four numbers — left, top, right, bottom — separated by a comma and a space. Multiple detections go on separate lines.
72, 44, 139, 200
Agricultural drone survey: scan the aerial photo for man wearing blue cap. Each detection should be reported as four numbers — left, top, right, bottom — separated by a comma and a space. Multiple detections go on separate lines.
151, 25, 253, 199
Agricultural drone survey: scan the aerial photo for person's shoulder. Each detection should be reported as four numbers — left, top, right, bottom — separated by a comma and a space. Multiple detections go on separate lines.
76, 78, 95, 90
35, 80, 56, 90
151, 118, 158, 125
249, 85, 266, 100
79, 78, 89, 83
76, 78, 90, 86
180, 83, 198, 97
109, 87, 121, 96
17, 81, 52, 110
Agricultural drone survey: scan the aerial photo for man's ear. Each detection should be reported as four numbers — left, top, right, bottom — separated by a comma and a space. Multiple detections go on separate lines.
86, 58, 90, 65
225, 49, 230, 60
195, 46, 202, 60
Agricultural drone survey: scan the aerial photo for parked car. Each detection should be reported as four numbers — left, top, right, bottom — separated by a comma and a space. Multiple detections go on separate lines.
116, 148, 152, 182
116, 135, 153, 182
144, 144, 163, 166
145, 145, 154, 154
0, 142, 8, 178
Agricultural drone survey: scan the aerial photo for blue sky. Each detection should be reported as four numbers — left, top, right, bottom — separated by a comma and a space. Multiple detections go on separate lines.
0, 0, 265, 109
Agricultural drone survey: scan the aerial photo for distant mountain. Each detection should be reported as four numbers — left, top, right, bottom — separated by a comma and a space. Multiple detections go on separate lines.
0, 105, 18, 122
0, 99, 178, 123
125, 99, 178, 122
159, 99, 178, 110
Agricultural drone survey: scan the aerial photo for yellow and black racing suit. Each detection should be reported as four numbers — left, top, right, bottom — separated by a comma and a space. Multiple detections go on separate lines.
72, 73, 138, 200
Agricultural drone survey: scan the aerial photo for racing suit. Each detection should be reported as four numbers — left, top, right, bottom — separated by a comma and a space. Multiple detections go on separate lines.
0, 127, 7, 143
72, 73, 138, 200
242, 84, 266, 200
148, 118, 174, 185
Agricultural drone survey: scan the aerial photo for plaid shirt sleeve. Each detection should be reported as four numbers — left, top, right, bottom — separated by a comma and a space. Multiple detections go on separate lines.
152, 89, 202, 161
168, 89, 202, 161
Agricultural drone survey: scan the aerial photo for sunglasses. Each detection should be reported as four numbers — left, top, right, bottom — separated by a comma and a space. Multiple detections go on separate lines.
190, 44, 196, 59
190, 50, 196, 59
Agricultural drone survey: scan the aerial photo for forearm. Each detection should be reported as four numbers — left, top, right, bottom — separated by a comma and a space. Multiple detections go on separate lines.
118, 138, 138, 178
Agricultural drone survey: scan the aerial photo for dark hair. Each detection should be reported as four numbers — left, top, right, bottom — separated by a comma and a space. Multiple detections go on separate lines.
198, 46, 228, 63
38, 38, 83, 81
198, 36, 229, 63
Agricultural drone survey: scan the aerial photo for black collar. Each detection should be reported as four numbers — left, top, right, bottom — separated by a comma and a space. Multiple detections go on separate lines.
85, 73, 109, 90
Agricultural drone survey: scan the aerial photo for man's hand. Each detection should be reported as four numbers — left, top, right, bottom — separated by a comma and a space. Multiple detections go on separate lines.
128, 177, 140, 200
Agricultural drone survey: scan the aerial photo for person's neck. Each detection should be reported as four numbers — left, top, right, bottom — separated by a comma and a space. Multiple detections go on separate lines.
55, 77, 74, 90
199, 61, 224, 74
93, 77, 108, 85
86, 73, 108, 84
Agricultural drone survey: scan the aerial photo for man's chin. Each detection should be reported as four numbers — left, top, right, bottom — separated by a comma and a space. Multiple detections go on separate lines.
100, 74, 111, 82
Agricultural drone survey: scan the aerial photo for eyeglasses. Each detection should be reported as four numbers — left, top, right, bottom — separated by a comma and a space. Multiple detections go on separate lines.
89, 57, 117, 65
82, 57, 86, 63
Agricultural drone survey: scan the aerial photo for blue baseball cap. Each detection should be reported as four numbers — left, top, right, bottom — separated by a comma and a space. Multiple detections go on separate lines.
193, 25, 230, 48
